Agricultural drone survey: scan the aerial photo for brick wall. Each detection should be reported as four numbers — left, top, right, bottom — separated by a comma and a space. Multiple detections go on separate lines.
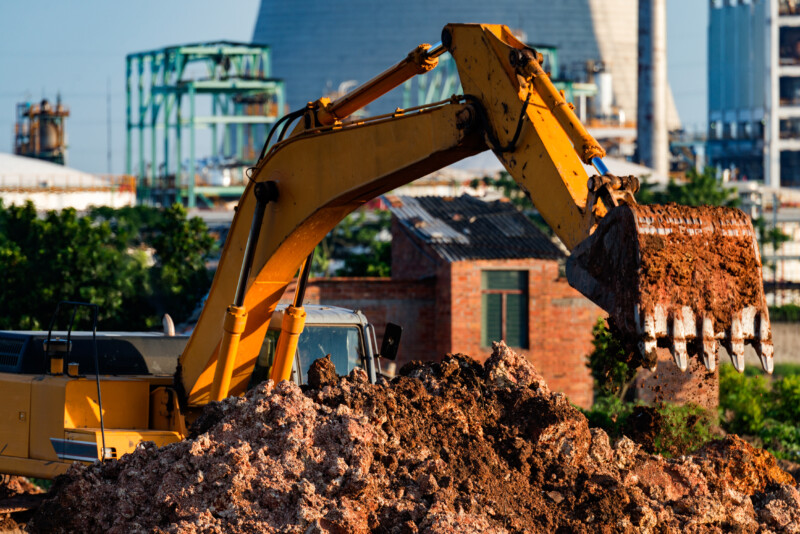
442, 259, 601, 408
277, 231, 602, 408
391, 219, 438, 280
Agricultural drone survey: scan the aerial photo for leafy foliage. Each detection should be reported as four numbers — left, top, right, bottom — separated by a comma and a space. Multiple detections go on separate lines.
585, 319, 718, 457
652, 402, 718, 455
581, 397, 718, 457
586, 319, 637, 399
637, 166, 740, 207
768, 304, 800, 322
718, 364, 800, 460
315, 209, 392, 277
0, 201, 214, 331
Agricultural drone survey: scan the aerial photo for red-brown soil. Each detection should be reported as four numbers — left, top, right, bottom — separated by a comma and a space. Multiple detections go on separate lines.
28, 343, 799, 533
585, 203, 767, 354
634, 204, 765, 331
0, 476, 43, 533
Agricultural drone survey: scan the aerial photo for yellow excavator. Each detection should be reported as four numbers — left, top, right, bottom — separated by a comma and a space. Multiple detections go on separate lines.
0, 23, 773, 479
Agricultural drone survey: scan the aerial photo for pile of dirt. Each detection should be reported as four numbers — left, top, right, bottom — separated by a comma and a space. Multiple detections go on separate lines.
0, 477, 41, 502
0, 476, 44, 533
30, 343, 799, 533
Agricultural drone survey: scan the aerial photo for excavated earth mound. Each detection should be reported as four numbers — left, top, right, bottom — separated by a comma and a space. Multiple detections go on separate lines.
29, 343, 799, 533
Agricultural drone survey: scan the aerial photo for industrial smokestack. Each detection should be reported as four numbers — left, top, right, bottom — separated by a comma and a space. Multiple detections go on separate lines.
637, 0, 669, 177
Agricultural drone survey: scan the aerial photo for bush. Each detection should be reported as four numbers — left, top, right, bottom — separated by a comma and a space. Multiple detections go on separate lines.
718, 364, 769, 436
582, 398, 717, 457
718, 363, 800, 461
769, 304, 800, 322
586, 319, 636, 399
652, 402, 717, 456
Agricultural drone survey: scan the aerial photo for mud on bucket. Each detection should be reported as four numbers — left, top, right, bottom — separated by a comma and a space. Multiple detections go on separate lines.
567, 203, 773, 374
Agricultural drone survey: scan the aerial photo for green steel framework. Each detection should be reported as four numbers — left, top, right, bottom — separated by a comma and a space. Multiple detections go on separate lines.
126, 41, 285, 207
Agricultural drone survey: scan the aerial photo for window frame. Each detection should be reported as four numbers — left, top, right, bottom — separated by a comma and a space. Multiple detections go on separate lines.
480, 270, 529, 349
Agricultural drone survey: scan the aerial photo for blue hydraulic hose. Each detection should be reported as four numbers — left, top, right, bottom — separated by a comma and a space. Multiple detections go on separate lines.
591, 157, 609, 176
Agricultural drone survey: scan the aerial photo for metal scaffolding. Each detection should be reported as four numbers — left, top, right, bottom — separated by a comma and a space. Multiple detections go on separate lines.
126, 41, 285, 207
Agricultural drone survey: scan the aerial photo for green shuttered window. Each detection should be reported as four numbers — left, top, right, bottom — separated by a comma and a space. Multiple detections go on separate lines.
481, 271, 528, 348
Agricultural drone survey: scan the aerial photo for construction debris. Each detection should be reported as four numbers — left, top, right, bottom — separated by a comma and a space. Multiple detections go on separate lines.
30, 343, 799, 533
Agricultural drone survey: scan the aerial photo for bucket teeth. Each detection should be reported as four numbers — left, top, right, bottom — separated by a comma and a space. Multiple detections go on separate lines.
636, 305, 659, 371
669, 308, 690, 372
701, 316, 717, 372
726, 312, 746, 373
755, 311, 774, 374
567, 203, 773, 377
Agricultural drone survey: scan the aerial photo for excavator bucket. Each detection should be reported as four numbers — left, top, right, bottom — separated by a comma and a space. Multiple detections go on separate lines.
567, 203, 773, 374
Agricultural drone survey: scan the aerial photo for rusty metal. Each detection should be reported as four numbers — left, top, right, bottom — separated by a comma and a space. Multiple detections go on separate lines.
568, 203, 773, 374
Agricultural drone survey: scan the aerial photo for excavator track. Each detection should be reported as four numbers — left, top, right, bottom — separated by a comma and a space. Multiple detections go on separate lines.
568, 203, 773, 374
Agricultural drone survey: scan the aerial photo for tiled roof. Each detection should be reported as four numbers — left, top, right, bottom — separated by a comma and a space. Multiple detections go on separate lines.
386, 195, 565, 262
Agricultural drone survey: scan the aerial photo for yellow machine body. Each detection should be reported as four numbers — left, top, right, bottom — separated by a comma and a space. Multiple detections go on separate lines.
0, 373, 181, 478
0, 23, 771, 478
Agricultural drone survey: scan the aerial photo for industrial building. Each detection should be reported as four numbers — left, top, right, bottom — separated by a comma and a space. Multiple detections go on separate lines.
279, 194, 600, 408
13, 97, 69, 166
707, 0, 800, 187
125, 41, 285, 208
0, 153, 135, 211
252, 0, 679, 130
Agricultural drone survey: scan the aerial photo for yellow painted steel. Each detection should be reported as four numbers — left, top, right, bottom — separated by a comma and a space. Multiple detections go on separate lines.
179, 103, 484, 405
0, 375, 32, 458
269, 305, 307, 383
210, 305, 248, 401
64, 379, 149, 429
149, 387, 189, 435
316, 44, 438, 126
29, 377, 67, 461
179, 23, 611, 404
0, 23, 629, 479
445, 24, 601, 249
49, 354, 63, 375
66, 429, 182, 461
0, 455, 71, 479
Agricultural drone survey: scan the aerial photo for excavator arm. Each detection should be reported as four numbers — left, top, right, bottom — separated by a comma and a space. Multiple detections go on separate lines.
178, 23, 773, 407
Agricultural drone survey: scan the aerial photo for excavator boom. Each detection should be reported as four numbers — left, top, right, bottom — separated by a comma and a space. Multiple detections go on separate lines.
179, 23, 772, 406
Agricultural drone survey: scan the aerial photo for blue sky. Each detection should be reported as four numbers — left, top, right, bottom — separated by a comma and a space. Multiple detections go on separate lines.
0, 0, 706, 174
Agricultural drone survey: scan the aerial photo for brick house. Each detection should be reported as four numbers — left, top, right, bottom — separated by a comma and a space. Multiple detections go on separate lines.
287, 195, 602, 408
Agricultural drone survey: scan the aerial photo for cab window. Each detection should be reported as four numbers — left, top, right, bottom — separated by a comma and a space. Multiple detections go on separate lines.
295, 326, 363, 377
249, 326, 364, 388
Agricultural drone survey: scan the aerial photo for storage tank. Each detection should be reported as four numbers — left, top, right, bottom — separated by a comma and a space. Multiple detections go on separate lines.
595, 71, 614, 119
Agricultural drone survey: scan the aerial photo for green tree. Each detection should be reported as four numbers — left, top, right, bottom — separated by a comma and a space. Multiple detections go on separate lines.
314, 209, 392, 277
0, 201, 215, 331
637, 166, 739, 207
0, 201, 146, 329
89, 204, 216, 328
